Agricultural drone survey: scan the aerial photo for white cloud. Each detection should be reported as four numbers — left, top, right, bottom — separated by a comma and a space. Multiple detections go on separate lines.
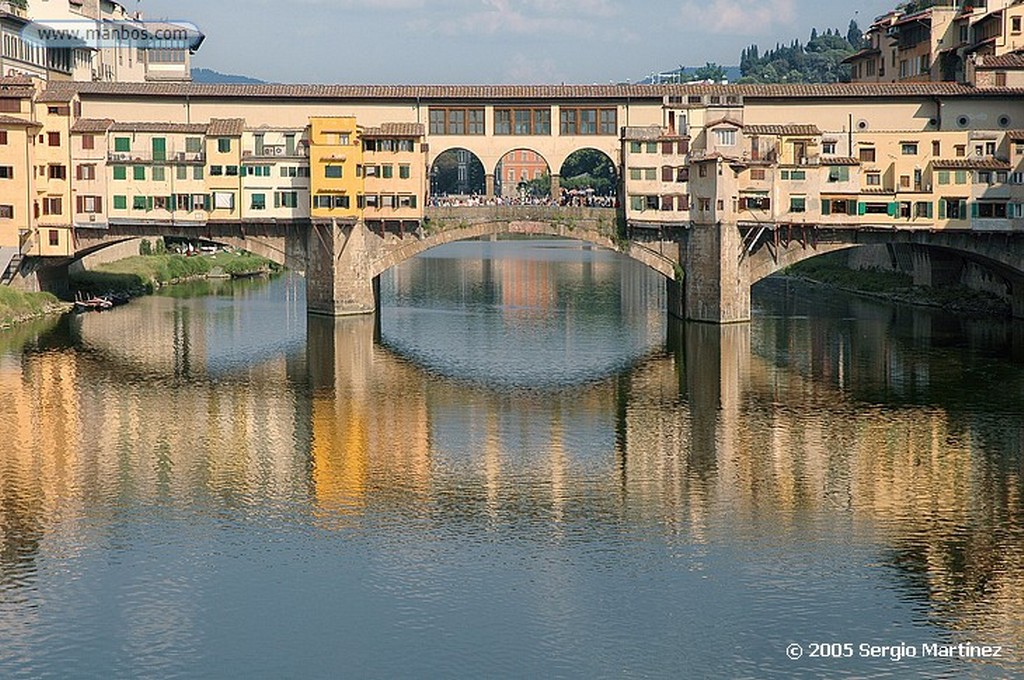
679, 0, 796, 35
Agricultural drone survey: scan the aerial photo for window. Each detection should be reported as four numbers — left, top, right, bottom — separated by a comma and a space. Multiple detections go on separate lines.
218, 138, 232, 153
900, 175, 910, 189
630, 141, 642, 154
382, 164, 393, 179
915, 201, 933, 218
978, 171, 992, 185
0, 205, 13, 219
751, 168, 766, 180
77, 164, 97, 181
399, 165, 411, 179
494, 108, 551, 135
644, 168, 657, 180
113, 166, 127, 180
133, 196, 147, 210
48, 230, 59, 247
152, 137, 166, 161
81, 134, 94, 150
193, 167, 204, 180
134, 166, 145, 180
78, 196, 100, 214
275, 191, 299, 209
932, 140, 941, 156
822, 141, 836, 154
866, 173, 881, 186
646, 142, 658, 154
559, 108, 615, 135
1013, 16, 1022, 33
996, 72, 1007, 88
48, 132, 60, 147
859, 147, 876, 162
714, 129, 737, 146
955, 144, 966, 157
0, 166, 11, 180
662, 166, 674, 182
661, 196, 674, 211
662, 141, 675, 155
43, 197, 62, 215
114, 137, 130, 153
191, 195, 208, 211
976, 202, 1008, 218
790, 196, 806, 213
781, 170, 806, 180
937, 170, 950, 185
428, 107, 485, 135
629, 168, 641, 181
186, 137, 202, 153
940, 197, 966, 219
177, 166, 187, 180
152, 166, 165, 181
827, 166, 849, 182
250, 193, 266, 210
398, 194, 418, 209
955, 170, 967, 184
901, 143, 918, 155
213, 192, 235, 210
176, 194, 191, 211
630, 196, 644, 211
48, 165, 66, 180
225, 166, 239, 177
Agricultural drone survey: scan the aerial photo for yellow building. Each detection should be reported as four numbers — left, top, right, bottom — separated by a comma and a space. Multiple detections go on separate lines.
205, 118, 245, 222
0, 78, 42, 261
309, 116, 362, 222
31, 88, 74, 257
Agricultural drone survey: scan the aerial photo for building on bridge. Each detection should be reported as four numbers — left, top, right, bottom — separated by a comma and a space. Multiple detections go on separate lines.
2, 79, 1024, 321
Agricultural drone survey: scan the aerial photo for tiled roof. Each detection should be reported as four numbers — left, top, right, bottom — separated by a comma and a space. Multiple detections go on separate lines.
361, 122, 425, 137
706, 116, 743, 128
842, 48, 882, 64
37, 81, 1024, 102
622, 125, 664, 141
1005, 129, 1024, 141
744, 124, 821, 136
0, 114, 41, 127
35, 85, 74, 103
207, 118, 245, 136
821, 156, 860, 165
932, 158, 1011, 170
109, 121, 208, 133
0, 77, 35, 99
976, 52, 1024, 69
71, 118, 114, 133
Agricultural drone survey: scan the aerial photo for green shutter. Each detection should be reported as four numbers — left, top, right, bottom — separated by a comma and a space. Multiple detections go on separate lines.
857, 202, 867, 216
939, 199, 946, 219
848, 200, 857, 215
821, 199, 831, 215
961, 200, 967, 219
888, 202, 898, 217
113, 195, 127, 210
152, 137, 166, 161
926, 202, 933, 218
134, 166, 145, 180
114, 137, 130, 152
970, 201, 978, 218
840, 166, 849, 182
113, 166, 127, 180
274, 192, 281, 208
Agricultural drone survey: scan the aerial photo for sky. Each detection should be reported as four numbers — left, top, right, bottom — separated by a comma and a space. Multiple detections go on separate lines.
137, 0, 897, 84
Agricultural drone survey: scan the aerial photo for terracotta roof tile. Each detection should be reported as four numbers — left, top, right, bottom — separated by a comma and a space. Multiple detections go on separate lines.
38, 81, 1024, 101
976, 53, 1024, 69
0, 114, 41, 127
932, 158, 1011, 170
821, 156, 860, 165
1005, 129, 1024, 141
207, 118, 245, 136
71, 118, 114, 133
745, 124, 821, 136
36, 82, 75, 103
361, 122, 424, 137
109, 121, 208, 133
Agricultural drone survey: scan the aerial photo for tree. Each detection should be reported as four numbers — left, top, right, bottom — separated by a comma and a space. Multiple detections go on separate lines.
847, 19, 864, 49
692, 62, 727, 83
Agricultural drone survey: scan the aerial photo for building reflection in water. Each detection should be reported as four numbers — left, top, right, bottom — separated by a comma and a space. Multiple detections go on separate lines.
0, 268, 1022, 666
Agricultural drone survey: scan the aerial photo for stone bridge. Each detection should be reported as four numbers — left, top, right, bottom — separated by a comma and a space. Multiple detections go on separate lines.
70, 208, 1024, 321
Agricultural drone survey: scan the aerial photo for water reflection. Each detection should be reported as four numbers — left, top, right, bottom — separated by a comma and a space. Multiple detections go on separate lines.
0, 248, 1021, 676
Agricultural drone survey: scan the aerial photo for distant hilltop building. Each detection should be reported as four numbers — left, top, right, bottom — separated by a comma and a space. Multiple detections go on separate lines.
1, 0, 204, 82
846, 0, 1024, 86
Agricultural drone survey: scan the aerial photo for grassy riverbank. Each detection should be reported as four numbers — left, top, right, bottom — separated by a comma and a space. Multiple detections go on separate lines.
70, 251, 278, 296
784, 255, 1010, 317
0, 287, 70, 329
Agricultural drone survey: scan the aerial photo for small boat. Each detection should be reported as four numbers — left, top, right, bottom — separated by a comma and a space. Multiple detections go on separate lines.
73, 293, 115, 313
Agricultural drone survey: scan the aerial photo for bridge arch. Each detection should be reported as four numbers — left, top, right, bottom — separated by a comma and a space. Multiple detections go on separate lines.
557, 148, 619, 202
429, 147, 486, 198
367, 207, 679, 283
494, 148, 551, 199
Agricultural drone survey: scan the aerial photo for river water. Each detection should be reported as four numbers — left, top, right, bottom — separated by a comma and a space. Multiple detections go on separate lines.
0, 239, 1022, 678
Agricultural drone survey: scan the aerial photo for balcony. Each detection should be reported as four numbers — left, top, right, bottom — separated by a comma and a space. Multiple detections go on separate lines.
243, 145, 309, 159
107, 151, 206, 164
0, 1, 27, 18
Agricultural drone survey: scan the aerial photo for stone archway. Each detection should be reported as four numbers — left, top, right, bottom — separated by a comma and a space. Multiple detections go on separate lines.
557, 148, 618, 207
494, 148, 552, 200
429, 148, 486, 200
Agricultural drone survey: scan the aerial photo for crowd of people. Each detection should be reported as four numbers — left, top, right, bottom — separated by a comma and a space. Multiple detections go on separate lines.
429, 190, 617, 209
